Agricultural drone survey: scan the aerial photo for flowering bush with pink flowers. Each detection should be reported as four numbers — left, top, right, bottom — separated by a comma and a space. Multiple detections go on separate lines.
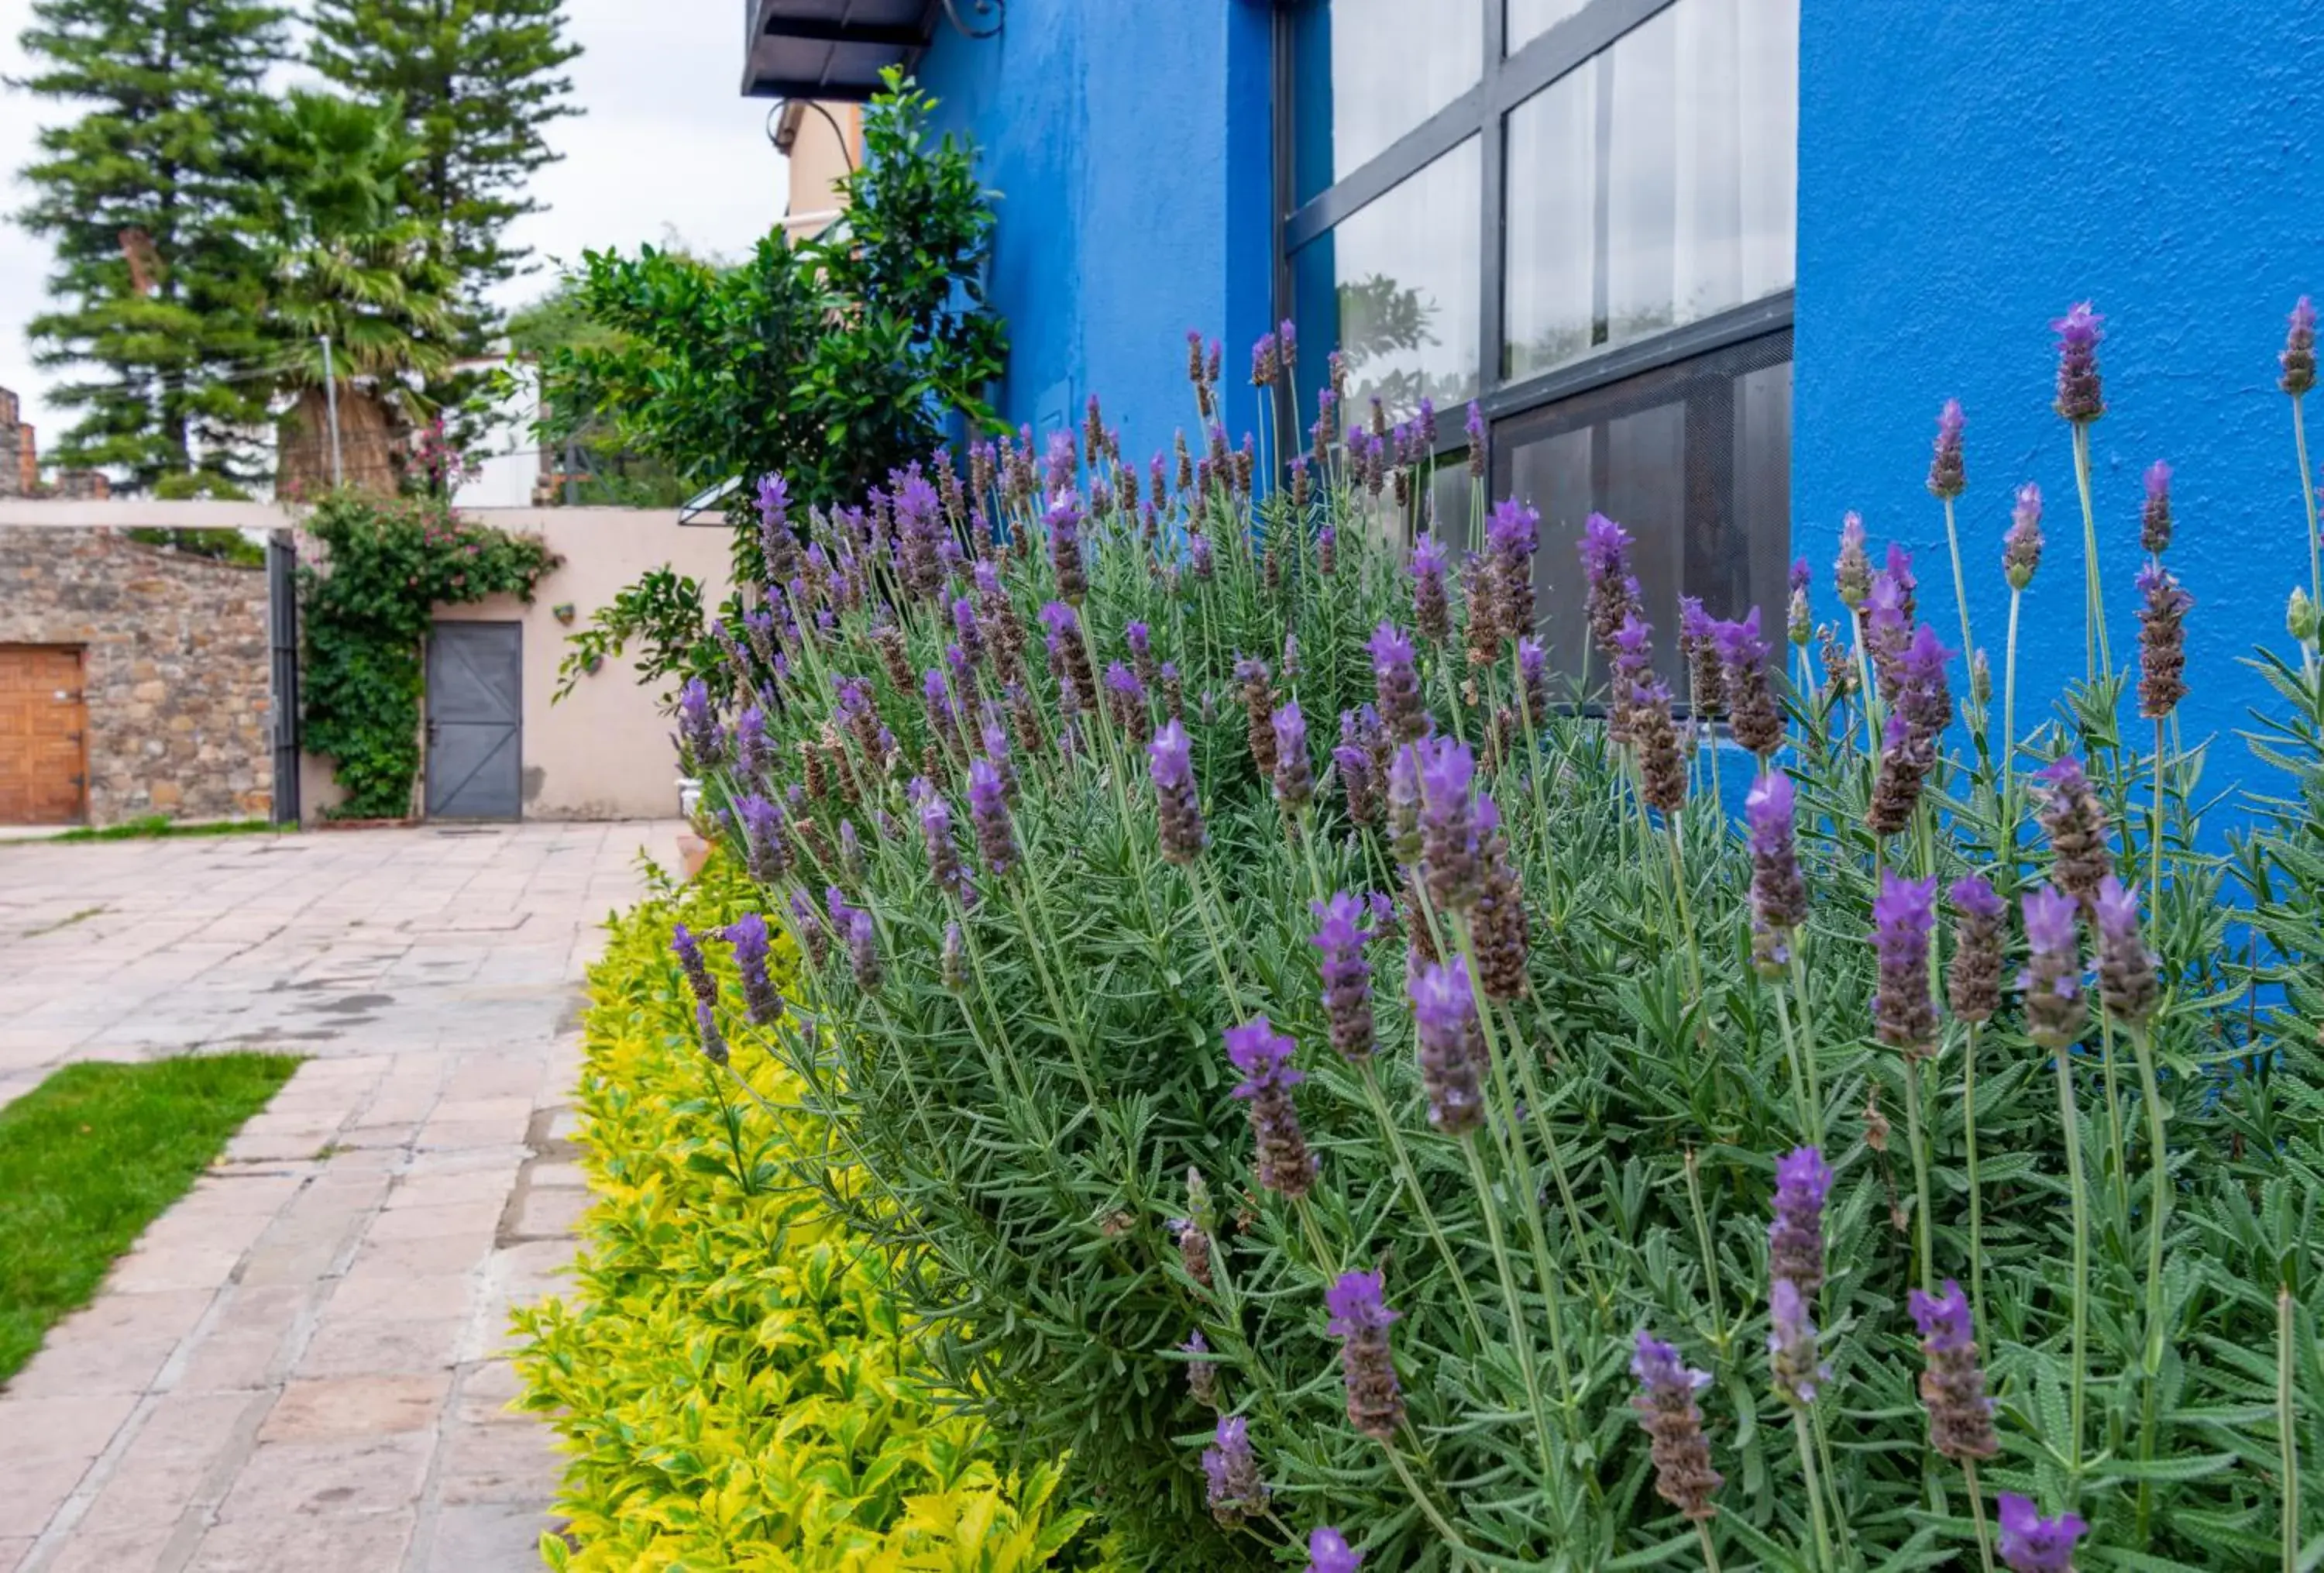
658, 305, 2324, 1571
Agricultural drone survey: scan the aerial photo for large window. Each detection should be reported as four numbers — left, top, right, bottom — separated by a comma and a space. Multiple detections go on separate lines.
1283, 0, 1798, 680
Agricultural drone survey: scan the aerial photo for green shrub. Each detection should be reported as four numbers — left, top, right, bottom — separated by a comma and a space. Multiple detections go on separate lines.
511, 856, 1098, 1571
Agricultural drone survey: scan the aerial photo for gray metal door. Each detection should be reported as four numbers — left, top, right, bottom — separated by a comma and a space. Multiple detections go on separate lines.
266, 531, 301, 824
425, 621, 521, 820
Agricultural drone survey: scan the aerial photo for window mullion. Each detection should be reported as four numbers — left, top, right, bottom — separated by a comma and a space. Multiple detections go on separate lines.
1480, 0, 1507, 402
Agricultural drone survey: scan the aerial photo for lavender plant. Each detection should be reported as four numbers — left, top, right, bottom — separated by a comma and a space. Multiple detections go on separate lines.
659, 301, 2324, 1571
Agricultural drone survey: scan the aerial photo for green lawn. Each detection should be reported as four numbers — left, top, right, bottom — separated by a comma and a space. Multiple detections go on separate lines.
0, 1054, 301, 1382
46, 816, 280, 843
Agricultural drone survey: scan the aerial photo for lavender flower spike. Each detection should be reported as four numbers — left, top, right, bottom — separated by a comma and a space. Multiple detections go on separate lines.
2092, 875, 2157, 1024
1226, 1017, 1315, 1200
720, 913, 785, 1026
2283, 295, 2316, 398
1306, 1527, 1363, 1573
1767, 1146, 1830, 1296
2019, 884, 2087, 1050
1768, 1278, 1828, 1405
968, 757, 1016, 879
1310, 893, 1376, 1062
735, 792, 789, 886
1947, 875, 2006, 1024
846, 908, 882, 992
1411, 535, 1452, 645
1873, 869, 1941, 1061
2005, 482, 2045, 590
1631, 1330, 1723, 1520
2052, 301, 2106, 424
1325, 1269, 1404, 1440
1408, 961, 1484, 1136
2140, 460, 2174, 554
1201, 1415, 1267, 1526
1272, 700, 1315, 814
1996, 1492, 2089, 1573
1907, 1279, 1999, 1461
672, 922, 717, 1011
1415, 736, 1481, 914
1745, 769, 1806, 976
2136, 560, 2192, 720
1927, 398, 1966, 499
1834, 512, 1872, 610
1149, 720, 1207, 865
1369, 622, 1428, 745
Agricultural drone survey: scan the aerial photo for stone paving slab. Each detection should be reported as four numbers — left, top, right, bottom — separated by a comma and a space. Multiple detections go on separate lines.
0, 822, 678, 1573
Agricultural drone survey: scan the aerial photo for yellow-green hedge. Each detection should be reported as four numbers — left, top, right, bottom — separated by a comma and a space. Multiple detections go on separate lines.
513, 858, 1094, 1571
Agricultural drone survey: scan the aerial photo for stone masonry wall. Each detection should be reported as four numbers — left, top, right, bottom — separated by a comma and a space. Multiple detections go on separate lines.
0, 526, 272, 824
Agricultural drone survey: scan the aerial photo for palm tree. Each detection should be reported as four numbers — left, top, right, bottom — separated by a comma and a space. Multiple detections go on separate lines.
264, 90, 457, 496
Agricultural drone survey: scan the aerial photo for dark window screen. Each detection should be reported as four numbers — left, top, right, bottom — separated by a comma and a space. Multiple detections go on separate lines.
1492, 328, 1791, 690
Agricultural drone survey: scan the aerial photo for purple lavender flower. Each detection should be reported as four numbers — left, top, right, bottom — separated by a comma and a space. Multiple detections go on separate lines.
1325, 1269, 1404, 1440
1717, 609, 1783, 756
2285, 295, 2318, 398
1311, 892, 1376, 1062
1150, 720, 1207, 864
734, 706, 772, 785
1835, 511, 1872, 610
1126, 620, 1156, 686
720, 913, 785, 1025
1335, 712, 1378, 828
1272, 700, 1314, 814
1928, 398, 1966, 499
1680, 596, 1724, 714
1227, 1017, 1315, 1199
2005, 482, 2044, 590
735, 792, 788, 886
1745, 770, 1807, 975
1874, 869, 1941, 1060
846, 908, 882, 991
1180, 1329, 1219, 1409
1046, 489, 1088, 606
672, 922, 717, 1011
1997, 1492, 2089, 1573
1580, 512, 1636, 652
1408, 960, 1484, 1136
1767, 1145, 1830, 1296
2053, 301, 2106, 424
2092, 874, 2158, 1024
1768, 1277, 1827, 1405
2136, 560, 2192, 719
755, 471, 797, 586
966, 757, 1015, 879
693, 1000, 727, 1065
2037, 756, 2112, 906
1042, 429, 1078, 497
1948, 875, 2006, 1024
918, 789, 971, 905
1908, 1279, 1999, 1461
1517, 635, 1550, 722
1201, 1415, 1267, 1524
1368, 622, 1428, 745
1250, 329, 1280, 387
1306, 1527, 1362, 1573
2140, 460, 2174, 555
1410, 534, 1452, 645
892, 468, 946, 602
2020, 884, 2087, 1049
1189, 530, 1215, 581
1415, 736, 1480, 913
1487, 497, 1539, 635
676, 679, 722, 770
1631, 1330, 1723, 1521
787, 890, 829, 969
1105, 660, 1152, 745
1385, 743, 1422, 868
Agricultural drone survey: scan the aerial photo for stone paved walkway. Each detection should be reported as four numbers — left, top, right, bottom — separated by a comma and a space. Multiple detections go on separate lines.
0, 821, 680, 1573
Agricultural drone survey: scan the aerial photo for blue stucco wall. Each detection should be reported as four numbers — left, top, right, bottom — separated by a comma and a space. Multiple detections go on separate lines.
914, 1, 1275, 469
1793, 1, 2324, 811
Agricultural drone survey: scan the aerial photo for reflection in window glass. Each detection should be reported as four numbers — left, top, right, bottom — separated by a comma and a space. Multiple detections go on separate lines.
1495, 334, 1793, 690
1291, 139, 1480, 429
1502, 0, 1798, 380
1506, 0, 1585, 52
1292, 0, 1482, 202
1502, 66, 1596, 381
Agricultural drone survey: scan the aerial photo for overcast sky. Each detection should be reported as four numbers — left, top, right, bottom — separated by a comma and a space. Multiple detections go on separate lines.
0, 0, 785, 457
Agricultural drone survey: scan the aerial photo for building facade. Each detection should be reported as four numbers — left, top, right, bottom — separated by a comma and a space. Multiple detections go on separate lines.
743, 0, 2324, 807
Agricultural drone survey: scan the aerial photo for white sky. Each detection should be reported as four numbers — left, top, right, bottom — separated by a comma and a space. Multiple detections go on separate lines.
0, 0, 785, 460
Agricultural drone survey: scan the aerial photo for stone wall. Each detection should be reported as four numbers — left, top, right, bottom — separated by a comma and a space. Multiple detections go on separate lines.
0, 526, 272, 824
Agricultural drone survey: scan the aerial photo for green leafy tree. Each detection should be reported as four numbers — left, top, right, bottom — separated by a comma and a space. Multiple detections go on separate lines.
535, 72, 1006, 513
260, 90, 461, 495
12, 0, 290, 487
538, 73, 1006, 708
308, 0, 581, 338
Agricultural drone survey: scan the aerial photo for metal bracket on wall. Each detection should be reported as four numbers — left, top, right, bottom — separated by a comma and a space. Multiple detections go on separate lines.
939, 0, 1003, 40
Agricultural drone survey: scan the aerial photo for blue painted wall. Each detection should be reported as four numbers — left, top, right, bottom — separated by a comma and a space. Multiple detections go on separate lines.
914, 1, 1276, 470
1793, 1, 2324, 811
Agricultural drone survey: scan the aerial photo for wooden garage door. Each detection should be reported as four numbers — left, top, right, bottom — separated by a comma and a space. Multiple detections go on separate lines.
0, 645, 88, 824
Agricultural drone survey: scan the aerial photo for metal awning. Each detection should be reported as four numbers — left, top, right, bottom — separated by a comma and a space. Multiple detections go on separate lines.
740, 0, 943, 102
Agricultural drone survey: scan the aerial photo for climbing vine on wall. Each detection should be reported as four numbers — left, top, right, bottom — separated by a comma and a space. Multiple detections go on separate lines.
298, 492, 560, 818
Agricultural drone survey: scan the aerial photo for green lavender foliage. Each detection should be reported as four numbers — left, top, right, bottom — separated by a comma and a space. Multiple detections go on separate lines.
693, 349, 2324, 1571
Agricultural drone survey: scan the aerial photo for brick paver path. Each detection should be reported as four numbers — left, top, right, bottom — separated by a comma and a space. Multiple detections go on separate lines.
0, 822, 679, 1573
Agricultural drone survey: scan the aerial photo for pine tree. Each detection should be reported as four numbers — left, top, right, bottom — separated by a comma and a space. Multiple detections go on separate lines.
14, 0, 291, 487
309, 0, 582, 339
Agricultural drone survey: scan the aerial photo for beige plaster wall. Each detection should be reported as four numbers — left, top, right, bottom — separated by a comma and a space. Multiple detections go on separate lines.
412, 508, 734, 822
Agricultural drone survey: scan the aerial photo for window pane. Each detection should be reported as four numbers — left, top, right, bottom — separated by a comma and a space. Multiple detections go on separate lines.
1501, 0, 1798, 379
1292, 0, 1482, 203
1506, 0, 1585, 53
1291, 138, 1481, 429
1502, 65, 1596, 381
1493, 333, 1793, 692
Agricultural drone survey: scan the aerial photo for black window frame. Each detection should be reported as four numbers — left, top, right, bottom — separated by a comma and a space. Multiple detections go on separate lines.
1271, 0, 1796, 465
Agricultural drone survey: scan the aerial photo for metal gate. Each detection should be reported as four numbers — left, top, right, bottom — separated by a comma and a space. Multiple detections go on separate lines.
266, 531, 301, 824
425, 621, 522, 820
